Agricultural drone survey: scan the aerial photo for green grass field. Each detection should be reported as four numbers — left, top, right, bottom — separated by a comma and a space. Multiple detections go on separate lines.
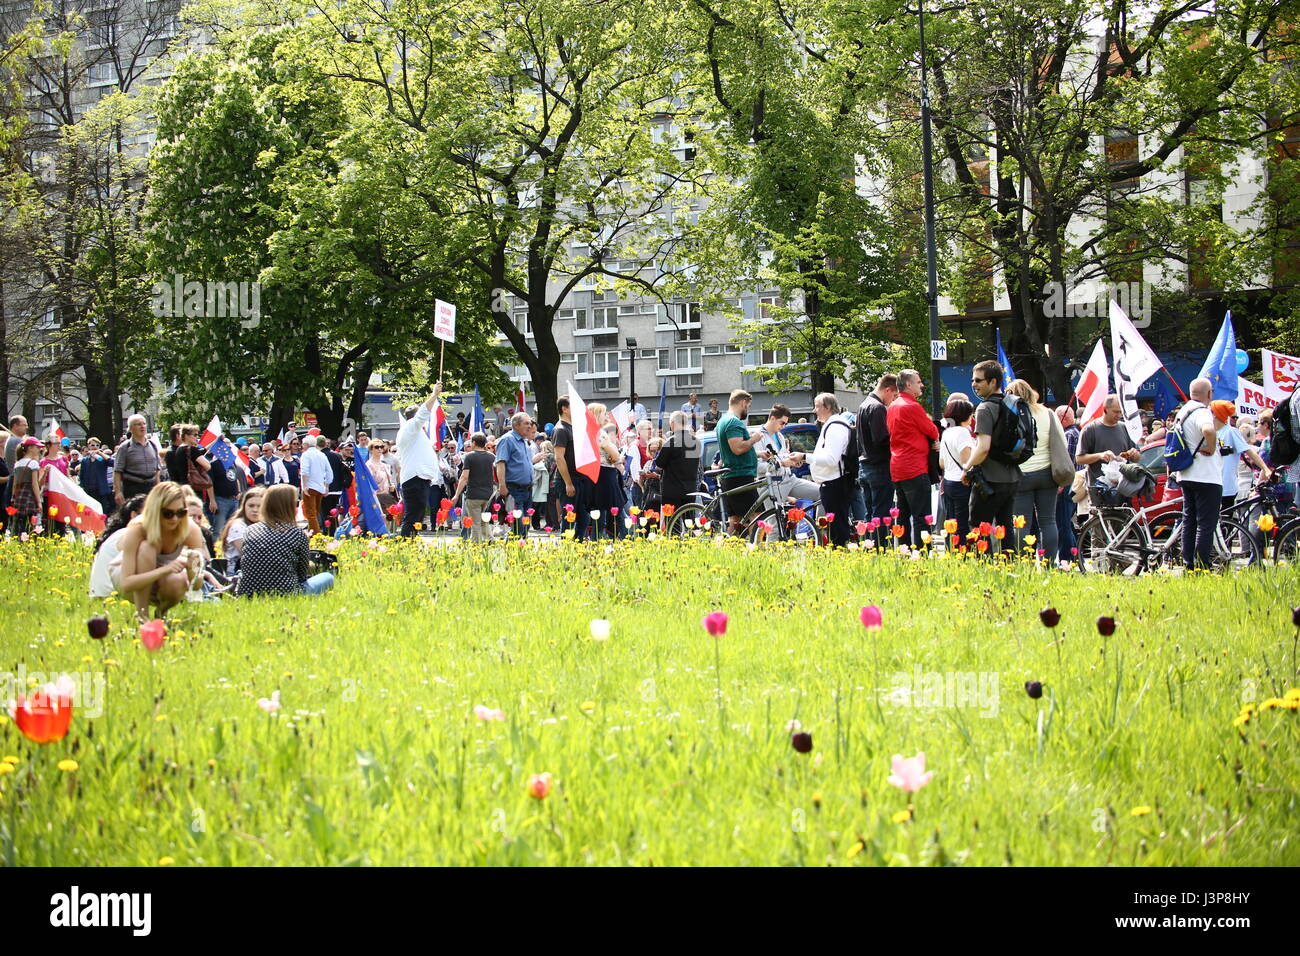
2, 535, 1298, 866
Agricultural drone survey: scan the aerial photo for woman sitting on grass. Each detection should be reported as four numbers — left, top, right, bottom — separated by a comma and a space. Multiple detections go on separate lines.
88, 495, 145, 598
235, 484, 335, 598
219, 486, 264, 570
113, 482, 206, 621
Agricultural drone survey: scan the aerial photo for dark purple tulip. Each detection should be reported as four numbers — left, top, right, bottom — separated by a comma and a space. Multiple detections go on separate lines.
1025, 681, 1043, 699
87, 615, 109, 640
791, 732, 813, 754
1096, 616, 1116, 636
1293, 606, 1300, 628
1039, 607, 1061, 628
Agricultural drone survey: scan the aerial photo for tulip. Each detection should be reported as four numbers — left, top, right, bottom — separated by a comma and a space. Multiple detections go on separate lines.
4, 506, 15, 516
1025, 681, 1043, 699
589, 509, 600, 520
889, 507, 900, 518
564, 504, 575, 512
975, 539, 988, 553
860, 605, 883, 630
565, 512, 576, 523
526, 508, 535, 517
48, 505, 58, 517
473, 705, 506, 722
329, 508, 339, 516
512, 509, 523, 519
943, 518, 958, 535
1096, 616, 1116, 636
86, 615, 109, 639
978, 522, 992, 536
887, 752, 933, 793
787, 507, 806, 524
950, 534, 960, 549
661, 504, 675, 518
527, 772, 553, 800
702, 611, 728, 636
10, 677, 75, 744
891, 524, 905, 538
462, 516, 474, 528
1039, 607, 1061, 628
924, 514, 934, 525
994, 525, 1006, 540
257, 691, 281, 714
589, 619, 611, 641
140, 619, 167, 651
611, 507, 619, 516
791, 732, 813, 753
1024, 534, 1037, 547
1258, 514, 1276, 533
855, 521, 868, 538
882, 516, 892, 526
1293, 606, 1300, 628
1013, 514, 1026, 529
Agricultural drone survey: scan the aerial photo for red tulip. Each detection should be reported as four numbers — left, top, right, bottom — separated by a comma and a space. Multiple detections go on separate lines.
527, 772, 553, 800
978, 522, 992, 536
860, 605, 883, 630
702, 611, 728, 636
4, 506, 15, 516
140, 619, 167, 651
10, 676, 74, 744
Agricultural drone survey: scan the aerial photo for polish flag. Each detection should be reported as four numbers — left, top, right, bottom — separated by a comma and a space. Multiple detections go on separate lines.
517, 382, 527, 416
426, 401, 448, 450
567, 380, 601, 483
48, 418, 66, 442
45, 466, 106, 534
1076, 339, 1109, 426
199, 415, 223, 448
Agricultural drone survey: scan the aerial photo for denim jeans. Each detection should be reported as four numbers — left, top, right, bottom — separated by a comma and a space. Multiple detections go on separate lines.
1180, 480, 1221, 570
400, 477, 430, 536
304, 571, 334, 595
1055, 480, 1077, 562
560, 475, 593, 541
859, 460, 893, 547
1012, 467, 1059, 560
506, 482, 533, 537
894, 474, 932, 548
969, 479, 1019, 556
209, 495, 239, 542
941, 479, 971, 543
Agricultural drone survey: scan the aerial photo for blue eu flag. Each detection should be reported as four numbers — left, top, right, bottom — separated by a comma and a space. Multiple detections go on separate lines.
1198, 311, 1238, 402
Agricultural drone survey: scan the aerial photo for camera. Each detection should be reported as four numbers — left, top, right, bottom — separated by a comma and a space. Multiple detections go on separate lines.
967, 464, 995, 498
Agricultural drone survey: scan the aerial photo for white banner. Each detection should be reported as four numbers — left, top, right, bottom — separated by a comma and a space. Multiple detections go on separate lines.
1110, 301, 1161, 443
434, 299, 456, 344
1237, 378, 1277, 419
1262, 348, 1300, 404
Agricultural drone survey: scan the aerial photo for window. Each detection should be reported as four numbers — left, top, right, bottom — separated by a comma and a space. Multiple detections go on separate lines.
618, 304, 638, 316
703, 344, 723, 355
575, 307, 617, 332
575, 353, 589, 374
639, 348, 658, 359
675, 325, 701, 342
560, 353, 576, 364
757, 296, 784, 320
87, 9, 117, 48
742, 344, 794, 368
592, 350, 619, 375
590, 333, 618, 349
665, 301, 701, 325
656, 349, 671, 370
514, 310, 532, 337
675, 347, 702, 371
87, 60, 118, 87
558, 308, 587, 326
676, 374, 703, 389
594, 378, 619, 392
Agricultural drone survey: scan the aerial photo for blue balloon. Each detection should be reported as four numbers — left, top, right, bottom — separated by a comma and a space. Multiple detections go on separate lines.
1236, 349, 1248, 374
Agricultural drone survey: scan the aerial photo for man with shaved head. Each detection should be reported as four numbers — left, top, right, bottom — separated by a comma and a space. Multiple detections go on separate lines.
1172, 378, 1223, 570
1076, 393, 1141, 509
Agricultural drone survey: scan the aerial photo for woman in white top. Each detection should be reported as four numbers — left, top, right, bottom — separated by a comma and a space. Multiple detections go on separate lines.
1005, 379, 1065, 561
88, 495, 146, 598
219, 486, 264, 569
938, 398, 976, 543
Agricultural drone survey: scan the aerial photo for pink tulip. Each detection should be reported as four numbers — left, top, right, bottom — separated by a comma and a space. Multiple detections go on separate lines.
526, 508, 535, 516
611, 507, 619, 516
887, 752, 934, 793
882, 516, 892, 526
702, 611, 728, 636
473, 705, 506, 722
855, 521, 868, 538
889, 507, 900, 519
564, 504, 574, 513
140, 619, 167, 652
924, 514, 934, 525
860, 605, 883, 630
257, 691, 281, 714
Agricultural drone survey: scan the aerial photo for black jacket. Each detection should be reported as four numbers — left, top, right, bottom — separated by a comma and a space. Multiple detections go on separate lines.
857, 393, 891, 466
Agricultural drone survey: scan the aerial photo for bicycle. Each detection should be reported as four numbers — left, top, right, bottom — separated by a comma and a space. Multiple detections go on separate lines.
668, 468, 821, 545
1076, 500, 1260, 574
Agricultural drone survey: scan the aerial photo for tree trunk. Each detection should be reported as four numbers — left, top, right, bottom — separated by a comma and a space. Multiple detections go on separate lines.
266, 389, 295, 442
81, 358, 117, 441
0, 275, 8, 418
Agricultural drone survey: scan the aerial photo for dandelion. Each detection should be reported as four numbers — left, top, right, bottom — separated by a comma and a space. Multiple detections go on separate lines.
846, 841, 864, 859
57, 759, 78, 772
158, 856, 175, 866
891, 809, 912, 824
1130, 805, 1152, 817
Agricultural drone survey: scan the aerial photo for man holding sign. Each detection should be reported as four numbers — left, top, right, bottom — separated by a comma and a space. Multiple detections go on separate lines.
396, 382, 443, 537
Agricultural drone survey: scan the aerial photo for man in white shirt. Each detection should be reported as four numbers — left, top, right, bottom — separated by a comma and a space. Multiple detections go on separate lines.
397, 383, 443, 536
806, 392, 855, 547
1174, 377, 1223, 571
629, 393, 648, 426
299, 436, 333, 536
753, 403, 819, 508
680, 393, 704, 432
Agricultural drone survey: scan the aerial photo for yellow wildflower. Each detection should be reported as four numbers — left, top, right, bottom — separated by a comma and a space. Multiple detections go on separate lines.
892, 809, 912, 824
846, 841, 864, 859
1130, 805, 1152, 817
57, 759, 78, 772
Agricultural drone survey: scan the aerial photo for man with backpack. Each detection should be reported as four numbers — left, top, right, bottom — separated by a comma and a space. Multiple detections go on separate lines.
1168, 378, 1223, 570
961, 360, 1026, 552
808, 392, 856, 547
886, 369, 939, 548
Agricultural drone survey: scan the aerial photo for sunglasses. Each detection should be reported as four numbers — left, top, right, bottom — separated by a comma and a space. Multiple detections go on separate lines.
160, 507, 186, 520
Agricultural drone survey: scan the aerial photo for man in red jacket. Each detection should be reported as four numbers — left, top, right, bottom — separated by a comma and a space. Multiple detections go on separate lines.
887, 369, 939, 548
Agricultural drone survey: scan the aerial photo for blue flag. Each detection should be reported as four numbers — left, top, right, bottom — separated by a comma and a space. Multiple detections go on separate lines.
658, 376, 667, 430
468, 384, 485, 436
1199, 311, 1238, 402
209, 436, 236, 471
1152, 374, 1179, 420
997, 328, 1016, 383
351, 454, 390, 537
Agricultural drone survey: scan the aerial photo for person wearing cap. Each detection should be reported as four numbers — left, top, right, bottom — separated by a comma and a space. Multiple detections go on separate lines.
79, 436, 115, 518
1211, 399, 1270, 513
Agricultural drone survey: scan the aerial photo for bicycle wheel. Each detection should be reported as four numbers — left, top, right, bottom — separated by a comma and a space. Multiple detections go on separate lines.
1272, 517, 1300, 564
668, 501, 721, 537
1147, 512, 1183, 569
1215, 517, 1260, 570
1075, 511, 1149, 574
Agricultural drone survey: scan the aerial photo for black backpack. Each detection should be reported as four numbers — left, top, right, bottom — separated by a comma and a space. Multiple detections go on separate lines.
826, 416, 859, 478
1270, 388, 1300, 467
987, 393, 1037, 466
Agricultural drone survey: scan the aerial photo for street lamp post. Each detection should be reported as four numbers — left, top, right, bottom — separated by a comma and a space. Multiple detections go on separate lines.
626, 336, 638, 410
918, 0, 943, 419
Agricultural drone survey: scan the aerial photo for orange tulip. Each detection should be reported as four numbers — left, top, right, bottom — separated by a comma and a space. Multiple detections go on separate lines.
11, 677, 74, 744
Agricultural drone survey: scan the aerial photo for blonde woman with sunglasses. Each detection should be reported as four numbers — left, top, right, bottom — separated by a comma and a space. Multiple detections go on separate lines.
111, 481, 206, 621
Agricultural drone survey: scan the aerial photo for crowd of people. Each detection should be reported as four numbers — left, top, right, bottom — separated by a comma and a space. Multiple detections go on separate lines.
0, 361, 1294, 619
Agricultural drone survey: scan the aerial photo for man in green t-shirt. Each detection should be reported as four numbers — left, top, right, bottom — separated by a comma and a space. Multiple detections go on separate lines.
715, 389, 764, 533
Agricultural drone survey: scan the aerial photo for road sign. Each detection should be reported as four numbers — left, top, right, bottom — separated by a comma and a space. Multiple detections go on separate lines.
930, 340, 947, 361
434, 299, 456, 343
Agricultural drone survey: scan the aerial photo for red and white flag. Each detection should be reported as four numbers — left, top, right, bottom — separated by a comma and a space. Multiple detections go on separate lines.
567, 380, 601, 483
48, 418, 66, 442
1075, 339, 1109, 427
199, 415, 223, 448
516, 382, 527, 416
1262, 348, 1300, 404
44, 466, 106, 534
